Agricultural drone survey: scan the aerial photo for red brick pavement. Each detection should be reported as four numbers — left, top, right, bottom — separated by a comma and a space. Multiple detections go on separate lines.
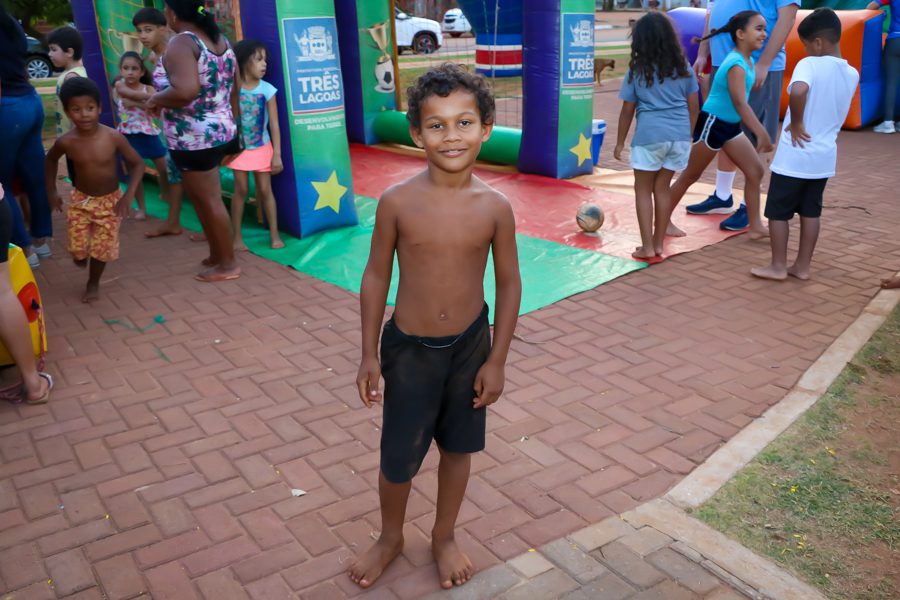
1, 102, 898, 597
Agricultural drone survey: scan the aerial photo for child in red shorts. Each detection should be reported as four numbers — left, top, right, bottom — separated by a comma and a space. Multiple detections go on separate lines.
45, 78, 144, 302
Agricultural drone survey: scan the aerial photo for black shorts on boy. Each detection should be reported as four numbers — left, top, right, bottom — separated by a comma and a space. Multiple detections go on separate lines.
764, 173, 828, 220
379, 304, 491, 484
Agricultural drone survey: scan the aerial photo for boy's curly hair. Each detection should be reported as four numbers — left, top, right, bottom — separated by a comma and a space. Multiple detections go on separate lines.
406, 63, 495, 128
60, 76, 100, 110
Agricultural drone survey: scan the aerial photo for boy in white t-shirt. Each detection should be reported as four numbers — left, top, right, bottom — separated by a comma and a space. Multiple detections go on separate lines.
751, 8, 859, 281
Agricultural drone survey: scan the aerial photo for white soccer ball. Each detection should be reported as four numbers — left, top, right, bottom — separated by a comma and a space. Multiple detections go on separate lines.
374, 58, 395, 93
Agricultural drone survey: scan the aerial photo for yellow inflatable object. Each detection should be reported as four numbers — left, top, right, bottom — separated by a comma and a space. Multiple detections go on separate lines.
0, 245, 47, 366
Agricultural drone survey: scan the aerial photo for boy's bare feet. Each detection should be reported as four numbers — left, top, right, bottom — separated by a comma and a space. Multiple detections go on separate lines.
73, 258, 87, 269
881, 276, 900, 289
133, 209, 147, 221
787, 265, 810, 280
194, 266, 241, 282
632, 246, 656, 260
271, 238, 285, 249
433, 537, 474, 589
145, 225, 182, 238
751, 264, 787, 281
189, 233, 207, 242
82, 282, 99, 303
348, 536, 403, 588
665, 223, 686, 237
233, 241, 248, 252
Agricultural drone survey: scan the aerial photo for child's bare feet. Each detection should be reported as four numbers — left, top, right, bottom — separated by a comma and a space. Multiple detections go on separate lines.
348, 536, 403, 588
787, 265, 810, 280
73, 258, 87, 269
881, 276, 900, 289
145, 225, 182, 238
666, 223, 686, 237
233, 241, 248, 252
271, 237, 285, 250
751, 264, 787, 281
189, 233, 207, 243
748, 227, 769, 241
82, 282, 99, 303
133, 209, 147, 221
433, 537, 474, 588
632, 246, 656, 260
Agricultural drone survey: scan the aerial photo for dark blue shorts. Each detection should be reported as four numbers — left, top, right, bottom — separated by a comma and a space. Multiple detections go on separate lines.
764, 173, 828, 220
125, 133, 167, 160
693, 111, 743, 151
379, 304, 491, 483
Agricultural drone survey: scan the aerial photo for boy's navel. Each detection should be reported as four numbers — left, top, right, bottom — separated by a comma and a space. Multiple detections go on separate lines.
439, 312, 448, 321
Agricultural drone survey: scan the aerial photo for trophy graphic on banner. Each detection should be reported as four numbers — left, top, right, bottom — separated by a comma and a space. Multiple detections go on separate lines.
367, 21, 395, 93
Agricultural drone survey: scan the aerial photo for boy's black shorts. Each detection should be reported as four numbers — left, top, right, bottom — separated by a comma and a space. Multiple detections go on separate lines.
379, 304, 491, 484
764, 173, 828, 220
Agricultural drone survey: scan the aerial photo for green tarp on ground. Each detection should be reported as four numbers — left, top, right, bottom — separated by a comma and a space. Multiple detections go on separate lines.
140, 183, 645, 317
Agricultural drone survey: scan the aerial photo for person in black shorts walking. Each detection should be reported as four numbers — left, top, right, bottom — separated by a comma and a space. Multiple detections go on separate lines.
351, 64, 521, 591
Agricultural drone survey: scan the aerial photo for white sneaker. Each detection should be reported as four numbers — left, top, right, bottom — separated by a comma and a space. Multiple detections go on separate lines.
26, 252, 40, 270
873, 120, 896, 134
32, 243, 52, 258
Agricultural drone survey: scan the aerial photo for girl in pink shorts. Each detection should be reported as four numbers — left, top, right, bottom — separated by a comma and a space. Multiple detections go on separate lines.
230, 39, 284, 250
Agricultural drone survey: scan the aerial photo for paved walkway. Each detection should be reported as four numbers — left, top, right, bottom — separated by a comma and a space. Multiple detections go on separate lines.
1, 91, 899, 597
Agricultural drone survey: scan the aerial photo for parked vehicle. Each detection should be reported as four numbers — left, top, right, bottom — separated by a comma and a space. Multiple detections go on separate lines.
26, 36, 54, 79
395, 7, 443, 54
442, 8, 472, 37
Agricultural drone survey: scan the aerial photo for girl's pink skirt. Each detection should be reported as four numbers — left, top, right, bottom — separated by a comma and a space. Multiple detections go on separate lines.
229, 141, 274, 172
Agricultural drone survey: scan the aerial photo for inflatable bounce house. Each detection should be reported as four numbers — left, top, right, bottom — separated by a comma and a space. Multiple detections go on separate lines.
668, 6, 890, 129
70, 0, 599, 239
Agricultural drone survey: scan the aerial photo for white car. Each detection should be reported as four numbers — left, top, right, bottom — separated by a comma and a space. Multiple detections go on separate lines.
442, 8, 471, 37
395, 7, 443, 54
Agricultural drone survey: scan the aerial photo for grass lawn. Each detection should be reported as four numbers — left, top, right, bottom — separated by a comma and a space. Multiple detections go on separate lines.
40, 91, 56, 141
695, 304, 900, 600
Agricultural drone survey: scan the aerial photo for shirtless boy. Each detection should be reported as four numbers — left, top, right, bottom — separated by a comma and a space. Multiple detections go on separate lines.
45, 78, 144, 302
352, 63, 522, 590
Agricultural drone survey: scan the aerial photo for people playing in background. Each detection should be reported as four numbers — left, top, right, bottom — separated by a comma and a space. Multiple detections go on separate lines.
45, 78, 145, 303
751, 9, 859, 281
0, 183, 52, 404
0, 4, 53, 270
352, 63, 521, 590
126, 6, 193, 239
229, 39, 284, 251
614, 12, 700, 261
668, 11, 774, 241
147, 0, 241, 282
693, 0, 715, 100
113, 51, 163, 221
867, 0, 900, 133
688, 0, 799, 231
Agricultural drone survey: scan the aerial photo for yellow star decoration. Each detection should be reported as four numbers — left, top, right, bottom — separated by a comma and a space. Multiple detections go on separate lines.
312, 171, 348, 213
569, 133, 592, 166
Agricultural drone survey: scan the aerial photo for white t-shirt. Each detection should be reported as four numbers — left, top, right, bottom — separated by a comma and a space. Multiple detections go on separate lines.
771, 56, 858, 179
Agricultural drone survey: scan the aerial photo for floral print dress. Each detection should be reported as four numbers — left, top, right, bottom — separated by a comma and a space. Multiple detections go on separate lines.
155, 32, 237, 151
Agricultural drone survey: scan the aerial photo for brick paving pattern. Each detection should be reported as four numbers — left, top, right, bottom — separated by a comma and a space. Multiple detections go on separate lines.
1, 77, 898, 597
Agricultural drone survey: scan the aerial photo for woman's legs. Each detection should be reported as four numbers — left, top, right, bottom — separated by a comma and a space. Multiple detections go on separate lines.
230, 170, 249, 251
652, 168, 675, 255
722, 135, 767, 239
632, 169, 658, 259
882, 37, 900, 124
0, 97, 34, 249
182, 168, 239, 281
253, 171, 284, 249
668, 143, 719, 235
14, 95, 52, 243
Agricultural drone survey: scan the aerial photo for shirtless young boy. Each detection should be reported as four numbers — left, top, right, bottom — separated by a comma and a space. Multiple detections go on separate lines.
352, 63, 522, 590
45, 78, 144, 302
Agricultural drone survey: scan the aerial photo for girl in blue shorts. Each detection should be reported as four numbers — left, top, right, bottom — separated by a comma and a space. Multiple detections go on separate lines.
614, 12, 700, 260
668, 10, 774, 240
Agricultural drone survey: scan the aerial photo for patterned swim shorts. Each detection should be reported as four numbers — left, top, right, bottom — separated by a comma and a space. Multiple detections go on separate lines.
67, 188, 123, 263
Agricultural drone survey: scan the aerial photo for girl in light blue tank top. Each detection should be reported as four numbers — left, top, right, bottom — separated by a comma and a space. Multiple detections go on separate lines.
667, 10, 774, 240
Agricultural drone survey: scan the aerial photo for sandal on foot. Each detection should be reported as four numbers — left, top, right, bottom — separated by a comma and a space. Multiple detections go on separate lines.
25, 372, 53, 405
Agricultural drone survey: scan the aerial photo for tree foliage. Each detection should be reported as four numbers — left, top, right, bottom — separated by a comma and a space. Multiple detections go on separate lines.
7, 0, 72, 39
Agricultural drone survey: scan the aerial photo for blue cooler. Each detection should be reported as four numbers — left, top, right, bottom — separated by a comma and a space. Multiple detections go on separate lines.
590, 119, 606, 166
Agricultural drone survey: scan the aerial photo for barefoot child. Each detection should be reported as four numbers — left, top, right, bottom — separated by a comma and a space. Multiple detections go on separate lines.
113, 51, 163, 220
614, 12, 699, 260
352, 63, 521, 590
751, 9, 858, 281
123, 7, 190, 239
229, 39, 284, 251
45, 78, 144, 302
668, 10, 774, 240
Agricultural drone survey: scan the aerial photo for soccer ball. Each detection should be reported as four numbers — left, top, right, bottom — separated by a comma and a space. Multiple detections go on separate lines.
374, 58, 395, 93
576, 203, 604, 232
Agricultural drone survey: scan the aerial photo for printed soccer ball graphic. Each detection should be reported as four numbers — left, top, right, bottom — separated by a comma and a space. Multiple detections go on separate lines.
375, 59, 395, 92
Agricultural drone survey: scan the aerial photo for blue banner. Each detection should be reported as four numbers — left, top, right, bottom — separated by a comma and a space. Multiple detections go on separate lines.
282, 17, 345, 115
561, 13, 594, 87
